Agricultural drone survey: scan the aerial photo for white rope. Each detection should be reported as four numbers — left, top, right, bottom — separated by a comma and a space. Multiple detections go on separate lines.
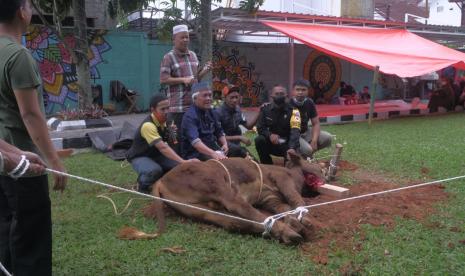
269, 174, 465, 223
0, 261, 12, 276
45, 168, 264, 227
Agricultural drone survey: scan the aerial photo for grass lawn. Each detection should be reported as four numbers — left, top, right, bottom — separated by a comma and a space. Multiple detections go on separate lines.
52, 113, 465, 275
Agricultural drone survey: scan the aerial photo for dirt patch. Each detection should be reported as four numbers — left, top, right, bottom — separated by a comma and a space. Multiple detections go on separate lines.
300, 160, 449, 263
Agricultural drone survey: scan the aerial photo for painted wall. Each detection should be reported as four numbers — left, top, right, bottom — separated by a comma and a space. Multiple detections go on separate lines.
215, 42, 384, 101
24, 26, 171, 115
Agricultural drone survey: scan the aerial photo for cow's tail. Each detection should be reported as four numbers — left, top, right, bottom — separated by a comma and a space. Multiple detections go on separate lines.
153, 180, 166, 233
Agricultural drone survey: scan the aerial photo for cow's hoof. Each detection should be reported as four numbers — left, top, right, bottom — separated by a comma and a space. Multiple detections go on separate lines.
282, 232, 303, 245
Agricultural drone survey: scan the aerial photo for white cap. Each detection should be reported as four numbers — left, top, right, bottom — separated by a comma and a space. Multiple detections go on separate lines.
173, 24, 189, 35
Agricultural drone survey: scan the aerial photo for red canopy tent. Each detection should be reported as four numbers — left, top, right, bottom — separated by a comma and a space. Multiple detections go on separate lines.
263, 21, 465, 78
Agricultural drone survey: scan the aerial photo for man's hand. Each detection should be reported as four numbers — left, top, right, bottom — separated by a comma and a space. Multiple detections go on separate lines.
270, 134, 280, 145
50, 159, 67, 192
211, 151, 227, 160
310, 140, 318, 153
182, 77, 195, 86
240, 136, 252, 146
203, 61, 212, 72
221, 144, 229, 155
22, 151, 46, 176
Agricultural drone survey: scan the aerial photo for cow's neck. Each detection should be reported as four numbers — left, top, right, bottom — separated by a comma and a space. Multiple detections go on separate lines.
288, 166, 305, 191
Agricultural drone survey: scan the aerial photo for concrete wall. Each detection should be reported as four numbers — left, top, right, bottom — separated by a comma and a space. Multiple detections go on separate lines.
341, 0, 374, 19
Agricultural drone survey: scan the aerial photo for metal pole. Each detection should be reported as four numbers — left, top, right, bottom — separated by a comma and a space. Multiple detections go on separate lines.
289, 38, 295, 92
368, 66, 380, 126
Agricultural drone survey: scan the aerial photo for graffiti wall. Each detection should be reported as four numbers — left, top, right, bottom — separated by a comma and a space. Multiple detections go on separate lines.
24, 25, 111, 114
212, 44, 265, 107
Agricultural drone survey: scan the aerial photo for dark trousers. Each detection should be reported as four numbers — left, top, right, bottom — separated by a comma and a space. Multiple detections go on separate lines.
227, 142, 249, 158
0, 175, 52, 276
168, 112, 184, 154
254, 135, 289, 165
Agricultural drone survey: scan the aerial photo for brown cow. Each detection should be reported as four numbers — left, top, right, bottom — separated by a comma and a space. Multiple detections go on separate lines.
152, 152, 325, 244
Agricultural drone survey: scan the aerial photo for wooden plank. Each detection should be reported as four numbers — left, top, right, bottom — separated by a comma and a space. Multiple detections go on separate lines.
317, 184, 350, 198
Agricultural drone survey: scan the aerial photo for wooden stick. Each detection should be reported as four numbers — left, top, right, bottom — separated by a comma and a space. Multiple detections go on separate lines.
368, 66, 380, 126
327, 143, 343, 181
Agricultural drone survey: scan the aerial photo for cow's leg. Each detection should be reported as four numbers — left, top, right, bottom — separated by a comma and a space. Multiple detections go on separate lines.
215, 194, 304, 244
260, 197, 313, 241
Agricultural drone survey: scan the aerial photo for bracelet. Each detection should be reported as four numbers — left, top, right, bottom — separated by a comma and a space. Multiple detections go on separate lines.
0, 152, 4, 174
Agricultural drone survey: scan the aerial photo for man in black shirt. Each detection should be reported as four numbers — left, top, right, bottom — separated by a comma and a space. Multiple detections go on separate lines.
214, 86, 258, 158
290, 79, 332, 158
254, 85, 301, 164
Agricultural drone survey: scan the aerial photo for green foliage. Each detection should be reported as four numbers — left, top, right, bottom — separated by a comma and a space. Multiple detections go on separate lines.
52, 113, 465, 274
239, 0, 265, 13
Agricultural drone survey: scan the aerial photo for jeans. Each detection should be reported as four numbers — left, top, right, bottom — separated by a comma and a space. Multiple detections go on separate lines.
130, 155, 179, 191
0, 175, 52, 276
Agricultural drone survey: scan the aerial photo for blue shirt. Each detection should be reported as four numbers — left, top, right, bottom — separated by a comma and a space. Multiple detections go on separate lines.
181, 105, 225, 159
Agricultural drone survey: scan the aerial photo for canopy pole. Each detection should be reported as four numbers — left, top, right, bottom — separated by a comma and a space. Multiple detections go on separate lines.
289, 38, 295, 92
368, 66, 380, 126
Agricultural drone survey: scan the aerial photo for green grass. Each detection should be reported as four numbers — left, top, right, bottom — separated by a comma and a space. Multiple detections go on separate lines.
52, 113, 465, 274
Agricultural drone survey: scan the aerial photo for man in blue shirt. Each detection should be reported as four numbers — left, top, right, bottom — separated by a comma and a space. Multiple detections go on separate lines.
181, 82, 228, 161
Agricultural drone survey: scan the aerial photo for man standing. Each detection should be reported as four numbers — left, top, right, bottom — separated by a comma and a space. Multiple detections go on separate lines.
0, 0, 67, 275
160, 24, 212, 147
254, 85, 301, 164
126, 95, 198, 193
181, 83, 228, 161
214, 86, 258, 158
290, 79, 332, 158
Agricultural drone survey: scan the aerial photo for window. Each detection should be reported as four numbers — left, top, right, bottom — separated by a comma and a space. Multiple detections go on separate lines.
437, 6, 444, 13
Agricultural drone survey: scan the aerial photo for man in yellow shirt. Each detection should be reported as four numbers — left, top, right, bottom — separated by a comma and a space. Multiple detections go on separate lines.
126, 95, 198, 193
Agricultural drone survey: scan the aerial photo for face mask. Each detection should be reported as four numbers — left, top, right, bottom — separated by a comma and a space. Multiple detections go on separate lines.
154, 112, 166, 124
273, 95, 286, 107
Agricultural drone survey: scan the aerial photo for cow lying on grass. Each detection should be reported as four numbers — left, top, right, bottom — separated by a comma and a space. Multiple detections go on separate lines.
152, 151, 325, 244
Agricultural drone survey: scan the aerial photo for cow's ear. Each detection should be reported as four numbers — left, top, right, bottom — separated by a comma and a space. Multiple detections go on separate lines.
287, 150, 301, 166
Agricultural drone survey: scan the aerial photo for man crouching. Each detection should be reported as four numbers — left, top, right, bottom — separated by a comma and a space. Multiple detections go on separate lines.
126, 95, 198, 193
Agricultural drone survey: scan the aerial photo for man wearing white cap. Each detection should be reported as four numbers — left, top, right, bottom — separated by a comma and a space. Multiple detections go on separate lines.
160, 24, 212, 152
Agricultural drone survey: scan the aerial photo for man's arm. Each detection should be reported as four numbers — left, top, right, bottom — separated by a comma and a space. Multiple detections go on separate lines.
310, 116, 321, 150
244, 111, 259, 130
154, 141, 185, 163
160, 76, 194, 86
197, 61, 212, 81
14, 89, 67, 190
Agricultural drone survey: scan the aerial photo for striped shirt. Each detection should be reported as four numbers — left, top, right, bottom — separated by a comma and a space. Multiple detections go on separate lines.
160, 48, 199, 113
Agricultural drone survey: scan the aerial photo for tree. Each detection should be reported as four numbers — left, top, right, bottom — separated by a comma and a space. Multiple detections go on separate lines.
449, 0, 465, 26
32, 0, 155, 110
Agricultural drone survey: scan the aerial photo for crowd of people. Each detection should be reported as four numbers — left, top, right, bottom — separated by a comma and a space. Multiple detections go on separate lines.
126, 24, 333, 194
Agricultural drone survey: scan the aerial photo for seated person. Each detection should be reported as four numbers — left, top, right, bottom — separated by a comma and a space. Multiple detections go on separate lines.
214, 86, 259, 158
181, 82, 228, 161
290, 79, 332, 158
359, 86, 371, 104
254, 84, 301, 165
339, 81, 357, 105
126, 95, 198, 193
428, 77, 455, 112
312, 81, 327, 104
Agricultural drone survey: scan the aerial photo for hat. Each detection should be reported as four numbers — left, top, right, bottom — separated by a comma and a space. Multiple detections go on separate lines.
222, 86, 240, 97
173, 24, 189, 35
191, 82, 210, 93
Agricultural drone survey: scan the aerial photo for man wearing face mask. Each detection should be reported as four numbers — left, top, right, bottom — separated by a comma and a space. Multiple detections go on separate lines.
254, 85, 301, 164
126, 95, 198, 194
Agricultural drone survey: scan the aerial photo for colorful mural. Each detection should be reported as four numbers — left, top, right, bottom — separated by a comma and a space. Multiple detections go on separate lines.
24, 26, 111, 114
303, 50, 341, 100
212, 45, 265, 107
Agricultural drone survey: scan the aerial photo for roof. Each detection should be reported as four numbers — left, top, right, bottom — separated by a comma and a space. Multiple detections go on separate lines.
211, 8, 465, 48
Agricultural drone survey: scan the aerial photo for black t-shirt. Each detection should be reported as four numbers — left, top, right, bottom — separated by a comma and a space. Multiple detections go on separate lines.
290, 98, 318, 133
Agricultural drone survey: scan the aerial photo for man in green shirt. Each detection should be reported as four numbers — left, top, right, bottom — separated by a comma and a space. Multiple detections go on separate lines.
0, 0, 67, 275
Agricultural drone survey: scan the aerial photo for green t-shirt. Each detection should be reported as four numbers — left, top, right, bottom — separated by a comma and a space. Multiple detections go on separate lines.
0, 36, 43, 153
